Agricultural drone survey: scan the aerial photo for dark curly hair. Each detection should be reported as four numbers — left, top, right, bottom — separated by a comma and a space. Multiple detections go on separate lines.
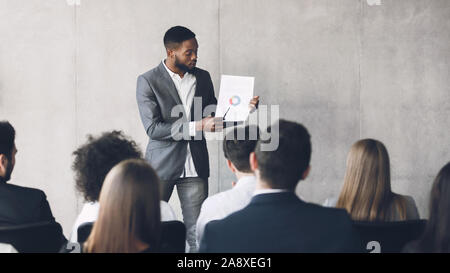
72, 131, 142, 203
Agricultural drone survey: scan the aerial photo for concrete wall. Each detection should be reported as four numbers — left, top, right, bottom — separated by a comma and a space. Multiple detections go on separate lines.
0, 0, 449, 237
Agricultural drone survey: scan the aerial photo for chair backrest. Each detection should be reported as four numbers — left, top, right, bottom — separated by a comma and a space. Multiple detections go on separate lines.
77, 221, 94, 244
77, 220, 186, 253
160, 220, 186, 253
0, 221, 66, 253
352, 219, 427, 253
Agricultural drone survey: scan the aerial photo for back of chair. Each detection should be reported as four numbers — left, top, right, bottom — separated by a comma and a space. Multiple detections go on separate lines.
0, 221, 66, 253
353, 219, 427, 253
77, 220, 186, 253
160, 220, 186, 253
77, 221, 94, 244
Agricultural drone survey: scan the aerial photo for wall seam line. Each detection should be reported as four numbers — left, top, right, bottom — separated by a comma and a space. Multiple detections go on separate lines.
358, 0, 363, 139
74, 3, 80, 216
217, 0, 221, 193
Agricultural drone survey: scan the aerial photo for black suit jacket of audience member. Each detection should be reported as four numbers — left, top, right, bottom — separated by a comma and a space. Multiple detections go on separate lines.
0, 182, 57, 226
199, 192, 364, 253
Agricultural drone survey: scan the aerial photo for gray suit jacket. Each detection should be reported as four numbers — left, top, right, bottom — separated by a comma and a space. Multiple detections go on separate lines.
136, 62, 217, 181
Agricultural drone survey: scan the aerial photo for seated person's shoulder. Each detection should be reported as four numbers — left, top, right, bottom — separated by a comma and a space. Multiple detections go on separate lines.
202, 185, 249, 216
203, 218, 225, 234
3, 183, 46, 200
200, 195, 215, 211
303, 201, 352, 222
403, 194, 417, 205
0, 183, 56, 225
203, 188, 233, 206
204, 204, 247, 227
401, 194, 420, 219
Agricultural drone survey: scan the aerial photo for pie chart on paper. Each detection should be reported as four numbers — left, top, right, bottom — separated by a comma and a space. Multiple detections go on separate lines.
216, 75, 254, 122
229, 95, 241, 106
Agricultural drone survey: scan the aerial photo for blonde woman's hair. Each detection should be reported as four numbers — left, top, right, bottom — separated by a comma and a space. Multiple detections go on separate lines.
85, 159, 161, 253
336, 139, 407, 221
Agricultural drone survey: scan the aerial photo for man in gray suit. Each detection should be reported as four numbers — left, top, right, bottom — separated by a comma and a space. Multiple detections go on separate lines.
137, 26, 259, 252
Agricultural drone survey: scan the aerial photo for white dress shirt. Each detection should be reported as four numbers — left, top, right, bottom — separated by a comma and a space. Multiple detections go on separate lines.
69, 200, 177, 242
253, 188, 289, 196
196, 175, 257, 246
162, 60, 198, 178
0, 243, 18, 253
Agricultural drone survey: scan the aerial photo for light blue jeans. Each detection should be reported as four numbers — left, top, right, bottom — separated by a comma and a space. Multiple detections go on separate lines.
160, 177, 208, 253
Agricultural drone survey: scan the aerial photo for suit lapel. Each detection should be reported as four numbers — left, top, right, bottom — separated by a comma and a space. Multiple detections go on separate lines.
189, 68, 201, 121
157, 62, 184, 107
249, 192, 303, 206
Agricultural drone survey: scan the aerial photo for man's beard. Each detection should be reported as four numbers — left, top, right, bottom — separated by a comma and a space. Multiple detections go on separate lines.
174, 55, 194, 73
0, 160, 13, 183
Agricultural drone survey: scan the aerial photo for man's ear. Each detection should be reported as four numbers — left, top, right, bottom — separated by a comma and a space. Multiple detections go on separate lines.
226, 159, 236, 173
249, 152, 258, 171
0, 154, 6, 176
166, 48, 174, 58
301, 165, 311, 180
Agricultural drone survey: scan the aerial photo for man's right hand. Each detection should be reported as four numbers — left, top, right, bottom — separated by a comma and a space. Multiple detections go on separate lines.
196, 116, 223, 132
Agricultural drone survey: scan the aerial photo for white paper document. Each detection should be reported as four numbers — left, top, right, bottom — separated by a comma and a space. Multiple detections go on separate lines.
215, 75, 255, 122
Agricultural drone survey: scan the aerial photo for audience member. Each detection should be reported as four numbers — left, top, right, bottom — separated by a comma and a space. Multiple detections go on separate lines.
84, 159, 161, 253
199, 119, 362, 253
196, 125, 259, 247
324, 139, 419, 221
0, 121, 66, 250
403, 162, 450, 253
0, 121, 64, 227
70, 131, 176, 242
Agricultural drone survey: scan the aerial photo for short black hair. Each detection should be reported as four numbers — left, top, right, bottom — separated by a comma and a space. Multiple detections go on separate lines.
0, 121, 15, 160
72, 131, 142, 203
254, 119, 311, 190
163, 26, 196, 49
223, 125, 260, 173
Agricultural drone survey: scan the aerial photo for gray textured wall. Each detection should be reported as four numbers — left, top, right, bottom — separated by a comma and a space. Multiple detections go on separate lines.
0, 0, 449, 237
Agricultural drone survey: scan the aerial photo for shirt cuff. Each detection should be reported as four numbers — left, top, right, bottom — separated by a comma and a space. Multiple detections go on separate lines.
189, 121, 197, 137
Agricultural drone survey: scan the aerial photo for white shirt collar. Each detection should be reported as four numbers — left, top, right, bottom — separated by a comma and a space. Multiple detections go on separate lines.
162, 59, 191, 79
253, 188, 289, 196
234, 175, 256, 189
